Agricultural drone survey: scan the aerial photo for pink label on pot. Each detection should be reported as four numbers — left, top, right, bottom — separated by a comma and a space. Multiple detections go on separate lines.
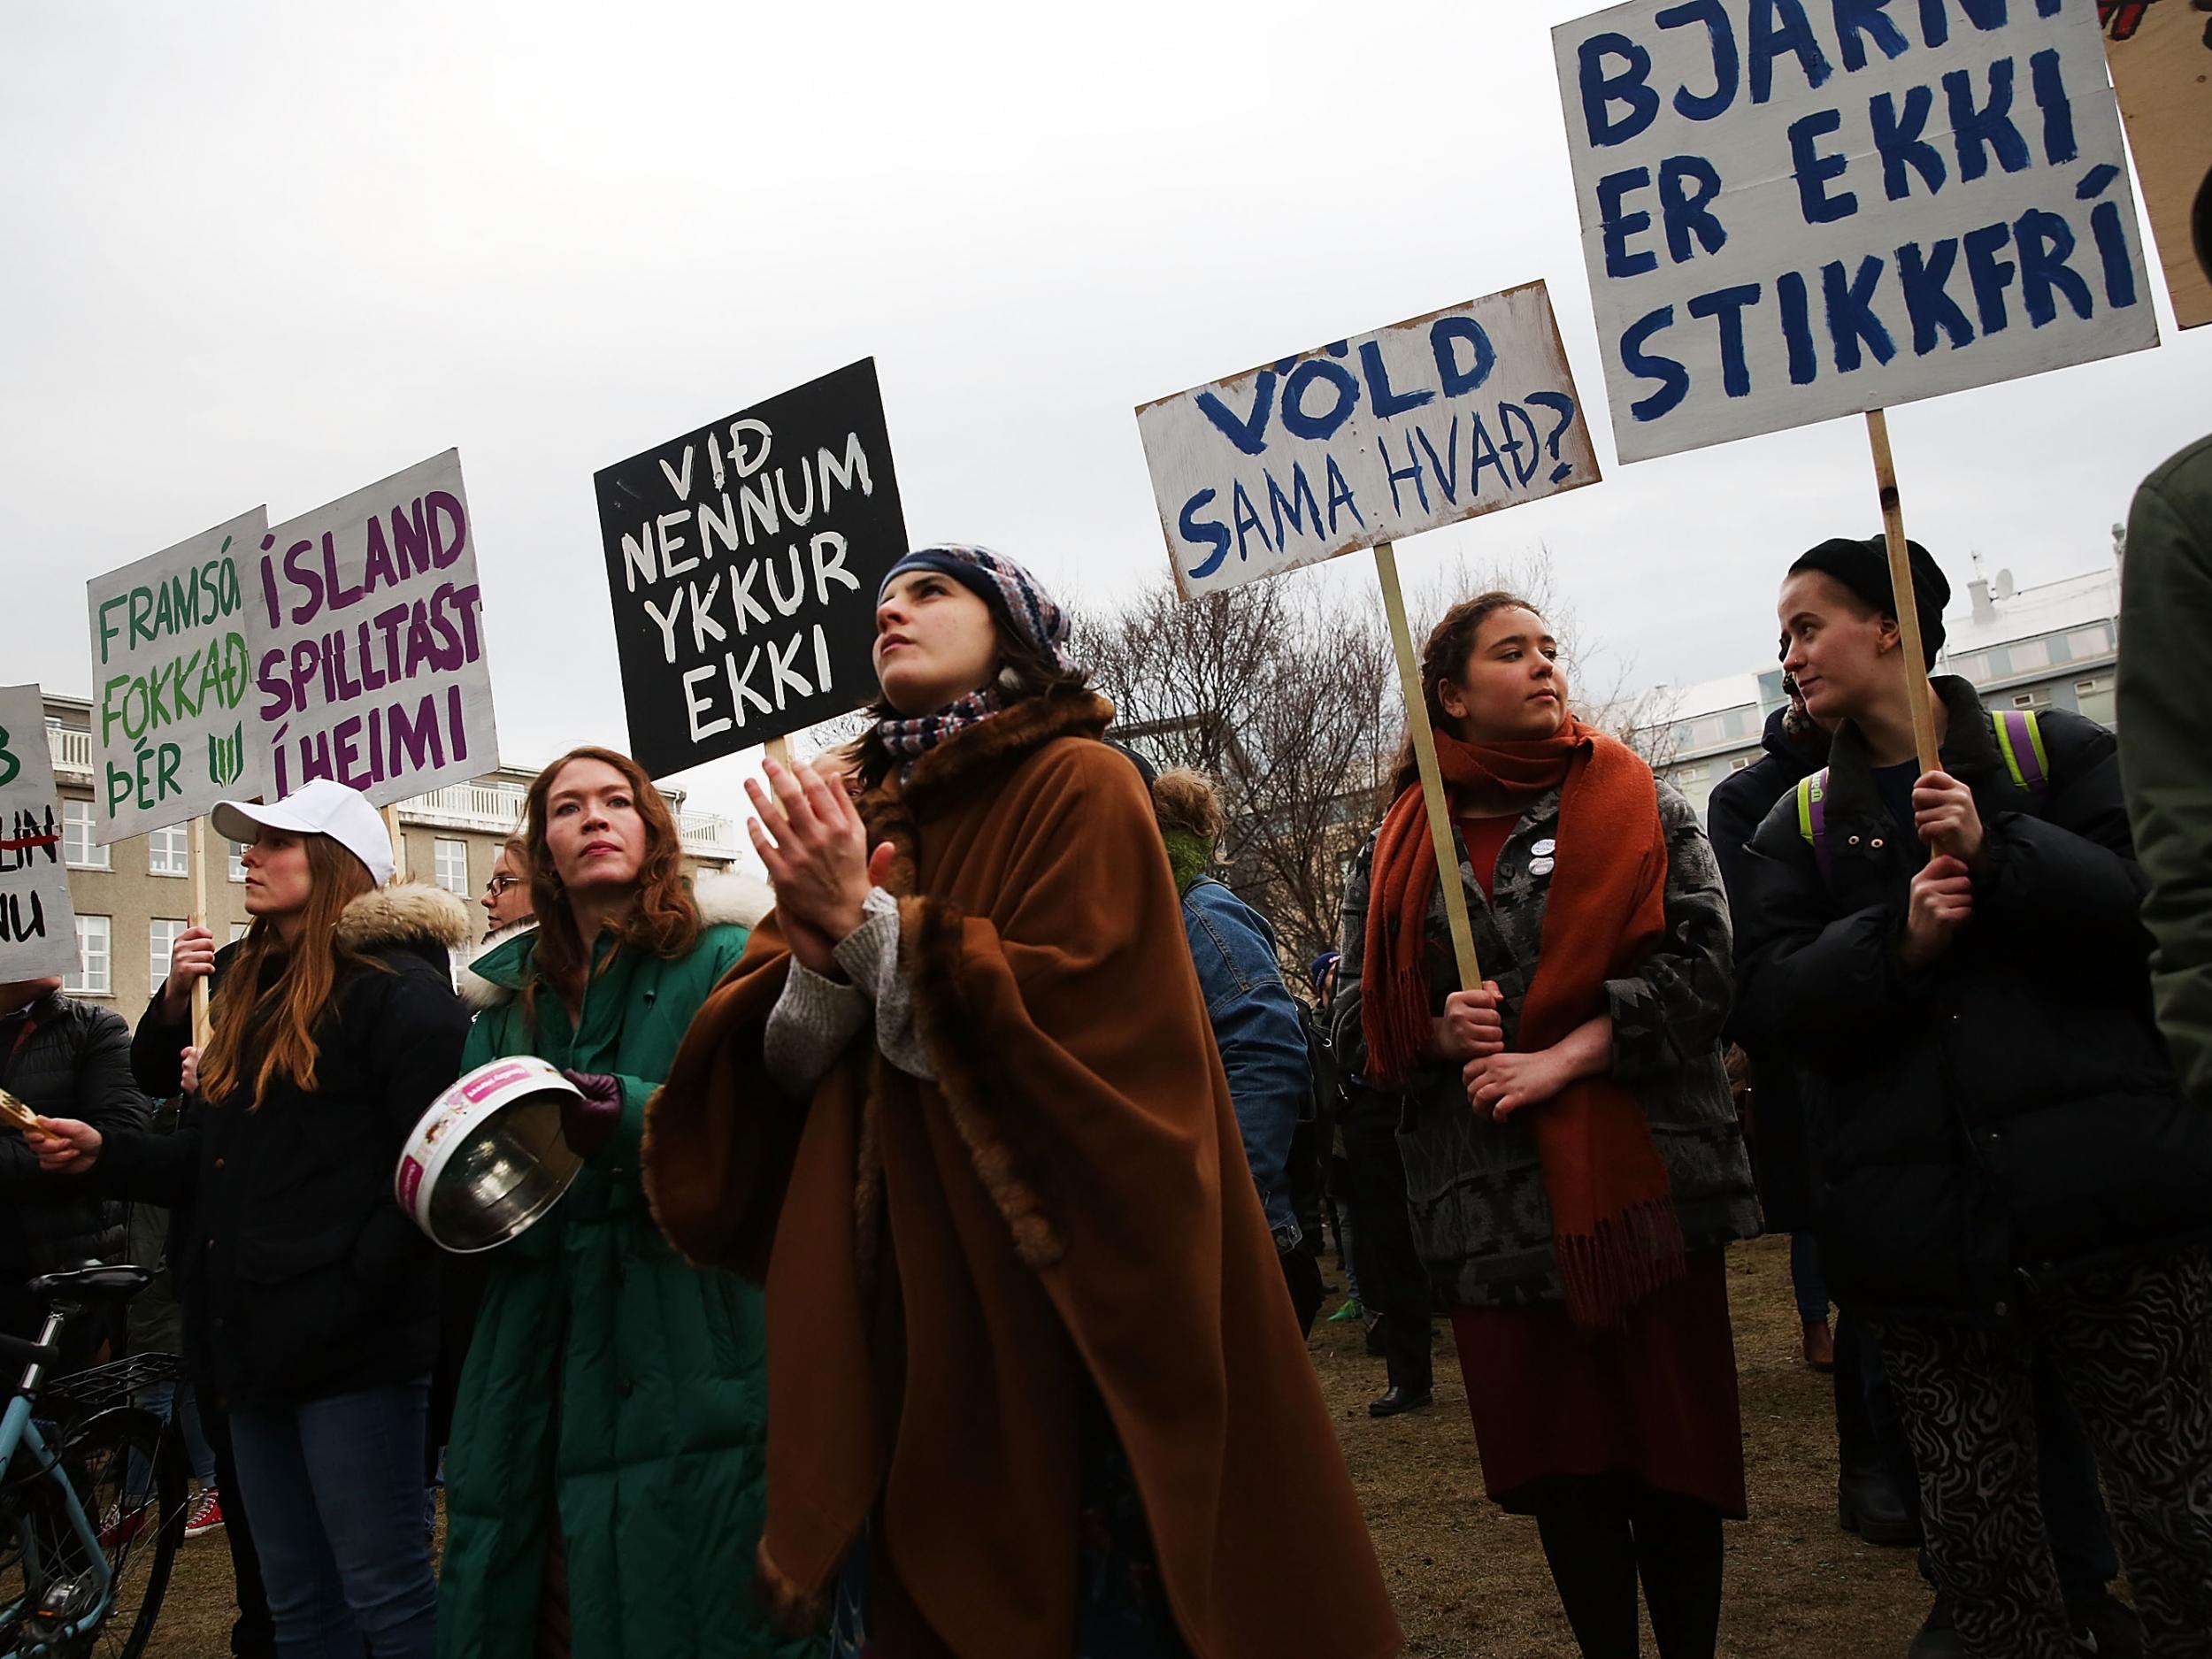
460, 1061, 534, 1103
398, 1156, 424, 1210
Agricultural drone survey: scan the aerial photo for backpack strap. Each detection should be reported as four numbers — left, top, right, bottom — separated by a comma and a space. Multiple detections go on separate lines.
1794, 769, 1834, 881
1989, 709, 2049, 794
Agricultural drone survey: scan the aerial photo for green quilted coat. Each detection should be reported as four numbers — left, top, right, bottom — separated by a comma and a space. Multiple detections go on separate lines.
435, 910, 803, 1659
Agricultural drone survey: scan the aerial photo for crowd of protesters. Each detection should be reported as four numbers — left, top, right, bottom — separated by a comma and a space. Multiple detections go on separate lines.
4, 407, 2210, 1659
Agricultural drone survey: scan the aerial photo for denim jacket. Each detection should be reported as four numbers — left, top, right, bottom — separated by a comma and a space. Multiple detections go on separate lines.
1182, 878, 1312, 1250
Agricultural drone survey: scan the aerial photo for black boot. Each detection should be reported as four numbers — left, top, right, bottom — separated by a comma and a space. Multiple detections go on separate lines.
1839, 1462, 1921, 1548
1368, 1385, 1432, 1418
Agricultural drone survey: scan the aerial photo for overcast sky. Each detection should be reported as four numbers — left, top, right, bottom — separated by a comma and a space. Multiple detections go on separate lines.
5, 1, 2206, 826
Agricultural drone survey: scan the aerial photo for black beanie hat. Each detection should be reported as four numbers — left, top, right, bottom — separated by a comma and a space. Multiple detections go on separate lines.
1788, 534, 1951, 668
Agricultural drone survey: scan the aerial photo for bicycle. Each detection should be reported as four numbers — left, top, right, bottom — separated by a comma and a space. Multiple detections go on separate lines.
1, 1266, 187, 1658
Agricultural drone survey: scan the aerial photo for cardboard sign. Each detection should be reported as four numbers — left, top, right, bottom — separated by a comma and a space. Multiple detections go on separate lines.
1136, 285, 1600, 597
2101, 0, 2212, 328
251, 450, 498, 808
86, 508, 273, 842
0, 684, 81, 980
1555, 0, 2160, 463
594, 358, 909, 778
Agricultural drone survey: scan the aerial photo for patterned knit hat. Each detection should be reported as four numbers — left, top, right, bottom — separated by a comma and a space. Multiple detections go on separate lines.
878, 543, 1078, 674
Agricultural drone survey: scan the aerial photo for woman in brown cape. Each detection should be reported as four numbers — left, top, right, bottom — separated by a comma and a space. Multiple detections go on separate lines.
643, 543, 1399, 1659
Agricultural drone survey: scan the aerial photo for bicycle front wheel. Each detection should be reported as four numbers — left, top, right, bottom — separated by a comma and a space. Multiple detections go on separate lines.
19, 1406, 186, 1659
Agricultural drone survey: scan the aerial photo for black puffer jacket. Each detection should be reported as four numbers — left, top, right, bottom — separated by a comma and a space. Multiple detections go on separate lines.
104, 883, 473, 1408
1707, 706, 1828, 1233
1735, 678, 2212, 1320
0, 992, 151, 1274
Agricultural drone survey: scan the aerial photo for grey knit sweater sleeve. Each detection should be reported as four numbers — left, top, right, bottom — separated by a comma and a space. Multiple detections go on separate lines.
761, 887, 935, 1091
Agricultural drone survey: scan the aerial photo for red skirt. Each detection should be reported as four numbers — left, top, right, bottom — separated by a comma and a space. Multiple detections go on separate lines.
1448, 1248, 1747, 1517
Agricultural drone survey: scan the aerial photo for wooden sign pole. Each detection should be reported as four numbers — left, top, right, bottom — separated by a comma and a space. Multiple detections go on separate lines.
764, 735, 791, 768
1864, 410, 1943, 778
188, 818, 211, 1048
1374, 541, 1482, 988
383, 803, 409, 882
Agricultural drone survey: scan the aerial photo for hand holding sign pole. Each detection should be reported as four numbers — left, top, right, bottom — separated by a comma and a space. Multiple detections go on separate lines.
1137, 284, 1605, 988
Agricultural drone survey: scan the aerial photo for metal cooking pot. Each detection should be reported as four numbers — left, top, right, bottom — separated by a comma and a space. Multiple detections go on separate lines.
396, 1056, 585, 1253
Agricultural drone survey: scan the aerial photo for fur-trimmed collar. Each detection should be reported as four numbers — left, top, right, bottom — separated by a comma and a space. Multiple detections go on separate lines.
858, 688, 1114, 899
457, 918, 538, 1010
458, 867, 773, 1010
332, 881, 475, 955
867, 689, 1112, 821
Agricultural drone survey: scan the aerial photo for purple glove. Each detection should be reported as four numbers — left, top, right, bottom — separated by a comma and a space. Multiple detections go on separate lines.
558, 1071, 624, 1160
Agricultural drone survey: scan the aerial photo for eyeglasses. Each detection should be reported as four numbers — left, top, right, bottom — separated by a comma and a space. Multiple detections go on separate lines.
483, 875, 524, 895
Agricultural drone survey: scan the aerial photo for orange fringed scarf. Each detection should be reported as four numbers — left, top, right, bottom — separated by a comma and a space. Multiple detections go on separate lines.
1361, 716, 1685, 1327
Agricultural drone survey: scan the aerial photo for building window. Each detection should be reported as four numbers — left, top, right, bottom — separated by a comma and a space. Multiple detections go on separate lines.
2075, 677, 2116, 726
229, 923, 254, 945
66, 916, 111, 996
148, 823, 189, 877
1730, 756, 1754, 772
2011, 689, 2053, 710
62, 800, 109, 870
433, 838, 470, 896
150, 918, 188, 990
228, 841, 249, 882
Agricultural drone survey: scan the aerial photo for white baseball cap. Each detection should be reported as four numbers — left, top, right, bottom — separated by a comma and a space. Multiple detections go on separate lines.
211, 780, 395, 888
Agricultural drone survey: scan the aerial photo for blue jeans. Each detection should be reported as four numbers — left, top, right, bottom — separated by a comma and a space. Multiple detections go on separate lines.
127, 1379, 219, 1505
227, 1382, 437, 1659
1789, 1232, 1830, 1325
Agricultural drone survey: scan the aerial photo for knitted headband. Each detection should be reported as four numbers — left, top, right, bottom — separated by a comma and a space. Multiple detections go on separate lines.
879, 543, 1078, 674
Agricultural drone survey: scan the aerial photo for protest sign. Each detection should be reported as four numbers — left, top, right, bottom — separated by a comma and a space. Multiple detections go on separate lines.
251, 450, 497, 809
0, 685, 81, 980
1138, 283, 1601, 980
1555, 0, 2160, 464
2101, 0, 2212, 328
86, 507, 271, 842
1136, 286, 1599, 598
594, 357, 908, 778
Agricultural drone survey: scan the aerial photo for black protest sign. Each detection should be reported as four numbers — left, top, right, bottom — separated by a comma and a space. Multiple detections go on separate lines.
595, 358, 908, 777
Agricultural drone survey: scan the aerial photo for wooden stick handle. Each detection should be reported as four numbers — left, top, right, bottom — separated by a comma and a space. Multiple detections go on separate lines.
764, 735, 791, 767
383, 803, 408, 882
188, 818, 211, 1048
1375, 541, 1483, 989
1865, 410, 1942, 777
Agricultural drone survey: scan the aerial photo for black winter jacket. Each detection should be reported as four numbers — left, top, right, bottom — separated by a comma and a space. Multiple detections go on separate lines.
1707, 706, 1828, 1233
0, 992, 151, 1275
1734, 678, 2212, 1320
104, 884, 472, 1407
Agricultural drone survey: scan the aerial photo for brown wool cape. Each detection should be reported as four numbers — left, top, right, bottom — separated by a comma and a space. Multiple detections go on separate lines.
643, 691, 1401, 1659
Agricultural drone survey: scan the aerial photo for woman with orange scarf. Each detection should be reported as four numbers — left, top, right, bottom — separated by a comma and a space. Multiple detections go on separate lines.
1335, 592, 1759, 1659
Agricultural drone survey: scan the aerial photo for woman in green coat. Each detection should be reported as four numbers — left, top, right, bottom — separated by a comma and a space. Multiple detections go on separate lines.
436, 744, 797, 1659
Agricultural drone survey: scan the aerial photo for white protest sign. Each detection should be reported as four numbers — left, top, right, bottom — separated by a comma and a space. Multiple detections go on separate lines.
1136, 284, 1600, 597
252, 450, 497, 808
1555, 0, 2159, 464
87, 508, 273, 842
0, 686, 81, 980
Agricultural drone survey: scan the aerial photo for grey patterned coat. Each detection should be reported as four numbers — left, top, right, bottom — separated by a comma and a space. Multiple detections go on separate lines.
1333, 779, 1760, 1310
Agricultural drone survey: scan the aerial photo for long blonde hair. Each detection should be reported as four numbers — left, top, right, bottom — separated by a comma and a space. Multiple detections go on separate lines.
198, 833, 381, 1109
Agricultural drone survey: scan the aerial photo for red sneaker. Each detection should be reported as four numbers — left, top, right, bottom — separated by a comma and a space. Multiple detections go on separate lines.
184, 1489, 225, 1540
97, 1502, 150, 1549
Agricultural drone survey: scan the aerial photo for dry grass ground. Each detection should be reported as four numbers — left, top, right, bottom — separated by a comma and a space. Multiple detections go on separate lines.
143, 1235, 1929, 1657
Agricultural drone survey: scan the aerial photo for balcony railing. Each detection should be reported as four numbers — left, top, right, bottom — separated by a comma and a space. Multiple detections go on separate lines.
46, 722, 92, 779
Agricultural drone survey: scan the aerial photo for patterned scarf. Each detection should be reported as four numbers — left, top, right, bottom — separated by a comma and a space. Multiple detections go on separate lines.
876, 686, 1007, 778
1360, 716, 1684, 1327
